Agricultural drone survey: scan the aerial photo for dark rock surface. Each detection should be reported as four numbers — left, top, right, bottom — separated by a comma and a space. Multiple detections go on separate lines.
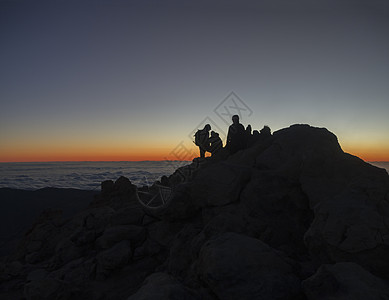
1, 124, 389, 299
0, 188, 97, 257
196, 232, 301, 300
302, 262, 389, 300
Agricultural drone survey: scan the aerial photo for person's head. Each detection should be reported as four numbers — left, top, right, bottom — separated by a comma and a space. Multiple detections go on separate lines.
232, 115, 239, 124
246, 124, 252, 133
260, 125, 271, 135
211, 131, 219, 137
204, 124, 211, 131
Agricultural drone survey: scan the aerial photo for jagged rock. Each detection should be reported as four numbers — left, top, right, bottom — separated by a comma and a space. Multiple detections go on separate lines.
101, 180, 114, 196
24, 277, 75, 300
3, 124, 389, 300
83, 207, 115, 231
26, 269, 48, 282
147, 221, 183, 247
111, 206, 145, 226
18, 221, 62, 264
66, 206, 115, 235
0, 261, 24, 281
202, 212, 247, 238
302, 262, 389, 300
240, 171, 313, 257
51, 257, 95, 286
70, 228, 97, 246
91, 177, 137, 209
301, 159, 389, 276
304, 191, 389, 276
133, 238, 162, 260
127, 272, 200, 300
190, 212, 247, 260
96, 225, 146, 249
158, 183, 199, 220
167, 223, 202, 277
190, 162, 251, 207
96, 240, 132, 278
197, 232, 302, 300
29, 209, 64, 228
142, 215, 158, 226
160, 175, 170, 187
51, 238, 83, 267
114, 176, 136, 195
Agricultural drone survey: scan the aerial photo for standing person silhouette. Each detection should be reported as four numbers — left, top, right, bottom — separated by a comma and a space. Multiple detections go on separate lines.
245, 124, 252, 147
194, 124, 211, 158
226, 115, 246, 154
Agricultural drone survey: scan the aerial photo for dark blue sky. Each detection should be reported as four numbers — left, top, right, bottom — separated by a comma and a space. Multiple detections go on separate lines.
1, 0, 388, 161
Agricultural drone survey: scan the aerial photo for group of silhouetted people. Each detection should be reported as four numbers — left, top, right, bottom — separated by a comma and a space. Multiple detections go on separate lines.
194, 124, 223, 158
194, 115, 271, 158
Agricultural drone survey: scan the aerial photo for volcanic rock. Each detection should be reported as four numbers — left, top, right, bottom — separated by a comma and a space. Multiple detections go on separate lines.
2, 124, 389, 300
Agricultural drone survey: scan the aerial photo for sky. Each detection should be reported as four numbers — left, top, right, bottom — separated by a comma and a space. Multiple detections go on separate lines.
0, 0, 388, 162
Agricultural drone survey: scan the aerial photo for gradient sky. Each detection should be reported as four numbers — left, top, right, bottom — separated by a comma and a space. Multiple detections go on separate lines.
1, 0, 388, 162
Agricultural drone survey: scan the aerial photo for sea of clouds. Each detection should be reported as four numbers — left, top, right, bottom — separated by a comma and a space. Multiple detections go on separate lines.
0, 161, 387, 191
0, 161, 190, 190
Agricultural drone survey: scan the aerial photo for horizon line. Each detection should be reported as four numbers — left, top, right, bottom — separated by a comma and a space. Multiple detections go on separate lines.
0, 159, 194, 163
0, 160, 388, 164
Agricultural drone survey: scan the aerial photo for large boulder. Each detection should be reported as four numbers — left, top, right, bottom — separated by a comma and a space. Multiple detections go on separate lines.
50, 257, 95, 286
155, 183, 200, 220
197, 232, 302, 300
302, 262, 389, 300
24, 278, 75, 300
68, 206, 115, 235
167, 223, 203, 278
111, 206, 145, 226
96, 225, 146, 249
127, 272, 200, 300
255, 125, 342, 174
16, 217, 62, 264
304, 186, 389, 275
300, 156, 389, 276
190, 162, 251, 207
190, 211, 247, 261
96, 240, 132, 279
51, 238, 83, 267
240, 171, 313, 257
252, 125, 389, 277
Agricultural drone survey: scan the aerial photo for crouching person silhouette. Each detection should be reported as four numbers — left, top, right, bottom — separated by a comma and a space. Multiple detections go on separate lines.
208, 131, 223, 156
194, 124, 211, 158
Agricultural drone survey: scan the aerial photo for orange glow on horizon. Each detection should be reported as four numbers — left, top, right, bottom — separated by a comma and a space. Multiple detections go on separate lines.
0, 144, 200, 162
341, 144, 389, 162
343, 149, 389, 163
1, 141, 388, 163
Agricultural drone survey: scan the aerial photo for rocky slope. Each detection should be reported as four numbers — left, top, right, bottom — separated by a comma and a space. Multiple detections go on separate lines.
0, 188, 97, 257
1, 124, 389, 299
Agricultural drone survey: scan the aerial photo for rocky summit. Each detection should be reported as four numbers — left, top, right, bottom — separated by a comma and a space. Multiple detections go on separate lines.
1, 124, 389, 299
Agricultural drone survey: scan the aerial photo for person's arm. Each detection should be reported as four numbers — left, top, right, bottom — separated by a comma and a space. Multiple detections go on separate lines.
226, 126, 231, 146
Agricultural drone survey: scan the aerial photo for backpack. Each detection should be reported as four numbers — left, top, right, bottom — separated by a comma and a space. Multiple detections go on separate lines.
194, 130, 202, 146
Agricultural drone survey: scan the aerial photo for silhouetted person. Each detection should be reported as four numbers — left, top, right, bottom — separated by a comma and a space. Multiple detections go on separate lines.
194, 124, 211, 158
245, 124, 252, 147
260, 125, 271, 138
208, 131, 223, 156
246, 124, 252, 135
251, 130, 260, 145
226, 115, 246, 154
